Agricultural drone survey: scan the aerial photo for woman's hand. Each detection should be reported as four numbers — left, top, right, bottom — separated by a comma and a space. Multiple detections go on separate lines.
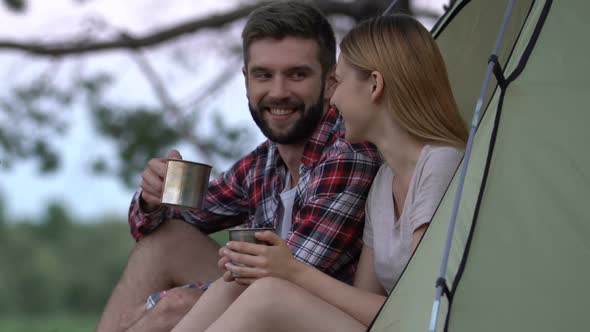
217, 246, 235, 282
221, 231, 301, 285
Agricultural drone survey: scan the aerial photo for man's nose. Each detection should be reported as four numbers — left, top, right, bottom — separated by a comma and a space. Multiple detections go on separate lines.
268, 77, 289, 99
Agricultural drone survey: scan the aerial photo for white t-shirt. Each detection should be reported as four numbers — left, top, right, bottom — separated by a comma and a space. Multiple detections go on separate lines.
363, 145, 463, 293
277, 173, 297, 239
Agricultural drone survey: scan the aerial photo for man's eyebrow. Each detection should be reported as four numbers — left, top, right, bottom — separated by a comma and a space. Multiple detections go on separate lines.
248, 65, 315, 74
248, 66, 270, 73
286, 65, 314, 72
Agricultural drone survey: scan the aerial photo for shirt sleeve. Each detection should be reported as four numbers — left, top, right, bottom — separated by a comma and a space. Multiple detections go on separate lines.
127, 152, 257, 241
409, 148, 463, 232
287, 142, 381, 279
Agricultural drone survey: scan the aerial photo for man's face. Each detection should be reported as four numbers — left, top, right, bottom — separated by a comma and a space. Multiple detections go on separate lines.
244, 37, 327, 144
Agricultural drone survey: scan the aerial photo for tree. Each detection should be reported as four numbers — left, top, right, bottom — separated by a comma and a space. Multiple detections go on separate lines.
0, 0, 449, 187
0, 205, 134, 315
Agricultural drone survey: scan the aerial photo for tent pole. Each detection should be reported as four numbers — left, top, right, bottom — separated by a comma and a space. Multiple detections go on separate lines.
428, 1, 516, 331
382, 0, 400, 16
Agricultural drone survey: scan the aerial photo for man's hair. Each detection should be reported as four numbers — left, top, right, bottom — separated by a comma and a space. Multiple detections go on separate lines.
241, 1, 336, 76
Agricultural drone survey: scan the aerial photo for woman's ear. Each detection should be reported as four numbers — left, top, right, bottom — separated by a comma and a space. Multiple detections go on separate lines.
370, 71, 384, 103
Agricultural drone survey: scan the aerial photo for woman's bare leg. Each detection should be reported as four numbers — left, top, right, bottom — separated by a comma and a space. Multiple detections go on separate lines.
172, 278, 247, 332
205, 277, 367, 332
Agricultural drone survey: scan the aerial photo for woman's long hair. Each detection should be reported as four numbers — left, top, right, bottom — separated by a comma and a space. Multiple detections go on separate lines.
340, 15, 468, 148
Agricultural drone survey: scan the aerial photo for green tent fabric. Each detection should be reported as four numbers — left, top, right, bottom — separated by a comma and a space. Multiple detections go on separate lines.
369, 0, 590, 331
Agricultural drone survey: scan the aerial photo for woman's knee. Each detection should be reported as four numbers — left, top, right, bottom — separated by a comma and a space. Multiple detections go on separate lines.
242, 277, 298, 309
208, 278, 247, 300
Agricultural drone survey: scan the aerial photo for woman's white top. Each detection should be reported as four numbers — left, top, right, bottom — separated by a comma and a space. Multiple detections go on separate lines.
363, 145, 463, 293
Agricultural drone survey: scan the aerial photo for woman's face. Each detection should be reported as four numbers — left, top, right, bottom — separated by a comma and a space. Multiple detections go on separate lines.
331, 56, 375, 143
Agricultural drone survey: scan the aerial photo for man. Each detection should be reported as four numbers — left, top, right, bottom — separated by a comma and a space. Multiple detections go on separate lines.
96, 2, 381, 331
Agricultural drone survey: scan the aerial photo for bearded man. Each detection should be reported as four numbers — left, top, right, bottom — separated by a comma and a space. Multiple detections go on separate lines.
96, 2, 381, 332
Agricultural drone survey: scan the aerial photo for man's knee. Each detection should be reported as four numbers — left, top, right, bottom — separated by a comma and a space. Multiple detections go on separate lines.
122, 220, 198, 282
135, 219, 208, 252
118, 304, 147, 332
130, 219, 219, 271
121, 219, 221, 296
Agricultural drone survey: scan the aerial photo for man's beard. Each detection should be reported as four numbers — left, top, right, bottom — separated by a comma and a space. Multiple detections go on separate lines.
248, 89, 325, 145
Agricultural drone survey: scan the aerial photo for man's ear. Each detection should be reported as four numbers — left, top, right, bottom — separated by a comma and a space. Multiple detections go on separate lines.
324, 66, 337, 101
242, 66, 248, 89
370, 71, 385, 103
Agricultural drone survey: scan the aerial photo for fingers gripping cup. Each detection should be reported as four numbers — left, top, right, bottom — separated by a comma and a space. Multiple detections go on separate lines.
228, 227, 276, 278
161, 159, 212, 210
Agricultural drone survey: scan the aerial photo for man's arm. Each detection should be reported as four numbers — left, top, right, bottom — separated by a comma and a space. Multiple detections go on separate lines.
127, 191, 244, 241
288, 141, 381, 281
127, 148, 261, 241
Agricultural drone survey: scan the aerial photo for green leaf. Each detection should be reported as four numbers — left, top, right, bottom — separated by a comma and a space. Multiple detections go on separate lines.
3, 0, 26, 12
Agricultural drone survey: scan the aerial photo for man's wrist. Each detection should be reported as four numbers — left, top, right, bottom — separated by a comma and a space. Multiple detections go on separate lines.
138, 193, 159, 213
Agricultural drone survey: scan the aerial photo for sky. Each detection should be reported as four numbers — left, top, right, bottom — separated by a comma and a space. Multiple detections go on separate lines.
0, 0, 446, 221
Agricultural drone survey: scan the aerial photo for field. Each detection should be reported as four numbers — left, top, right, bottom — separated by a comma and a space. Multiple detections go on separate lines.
0, 315, 98, 332
0, 230, 229, 332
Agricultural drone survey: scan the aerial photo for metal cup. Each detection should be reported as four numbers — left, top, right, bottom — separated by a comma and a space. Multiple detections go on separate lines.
161, 159, 212, 210
228, 227, 276, 277
228, 227, 276, 244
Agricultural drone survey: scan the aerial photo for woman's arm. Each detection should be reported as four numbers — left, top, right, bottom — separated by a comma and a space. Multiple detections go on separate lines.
411, 224, 428, 253
283, 224, 427, 326
354, 245, 387, 295
288, 250, 386, 326
223, 233, 386, 326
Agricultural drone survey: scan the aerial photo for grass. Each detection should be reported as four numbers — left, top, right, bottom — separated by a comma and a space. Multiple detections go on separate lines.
0, 232, 229, 332
0, 315, 99, 332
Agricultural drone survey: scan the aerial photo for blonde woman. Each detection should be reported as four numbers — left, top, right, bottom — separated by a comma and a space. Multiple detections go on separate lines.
174, 14, 468, 332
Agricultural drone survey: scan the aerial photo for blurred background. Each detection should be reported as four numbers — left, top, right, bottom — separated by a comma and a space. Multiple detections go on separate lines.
0, 0, 447, 330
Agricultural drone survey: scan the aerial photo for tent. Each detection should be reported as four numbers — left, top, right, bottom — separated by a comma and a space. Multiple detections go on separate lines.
369, 0, 590, 331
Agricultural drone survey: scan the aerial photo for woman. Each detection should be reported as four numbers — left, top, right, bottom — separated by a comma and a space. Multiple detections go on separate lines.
173, 14, 468, 332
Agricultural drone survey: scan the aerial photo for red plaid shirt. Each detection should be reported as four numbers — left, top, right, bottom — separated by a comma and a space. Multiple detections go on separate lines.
128, 107, 381, 282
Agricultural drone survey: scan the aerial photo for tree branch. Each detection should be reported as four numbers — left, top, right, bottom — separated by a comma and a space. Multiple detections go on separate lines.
0, 2, 261, 56
0, 0, 394, 57
129, 49, 215, 161
180, 54, 241, 111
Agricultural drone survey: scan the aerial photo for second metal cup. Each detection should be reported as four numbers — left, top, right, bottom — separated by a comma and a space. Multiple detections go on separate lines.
228, 227, 276, 277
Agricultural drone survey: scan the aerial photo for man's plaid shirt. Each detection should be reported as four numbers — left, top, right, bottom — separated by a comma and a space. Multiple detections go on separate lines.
128, 106, 381, 282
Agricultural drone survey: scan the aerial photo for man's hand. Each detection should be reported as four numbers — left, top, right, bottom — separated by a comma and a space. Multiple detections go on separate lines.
140, 150, 182, 212
117, 302, 147, 332
119, 286, 203, 332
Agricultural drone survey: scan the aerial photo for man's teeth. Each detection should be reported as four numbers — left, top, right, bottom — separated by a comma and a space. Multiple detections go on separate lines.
269, 108, 294, 115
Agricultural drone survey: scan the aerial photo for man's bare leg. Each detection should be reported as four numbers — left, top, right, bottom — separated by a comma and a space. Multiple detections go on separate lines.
123, 286, 205, 332
96, 219, 222, 332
